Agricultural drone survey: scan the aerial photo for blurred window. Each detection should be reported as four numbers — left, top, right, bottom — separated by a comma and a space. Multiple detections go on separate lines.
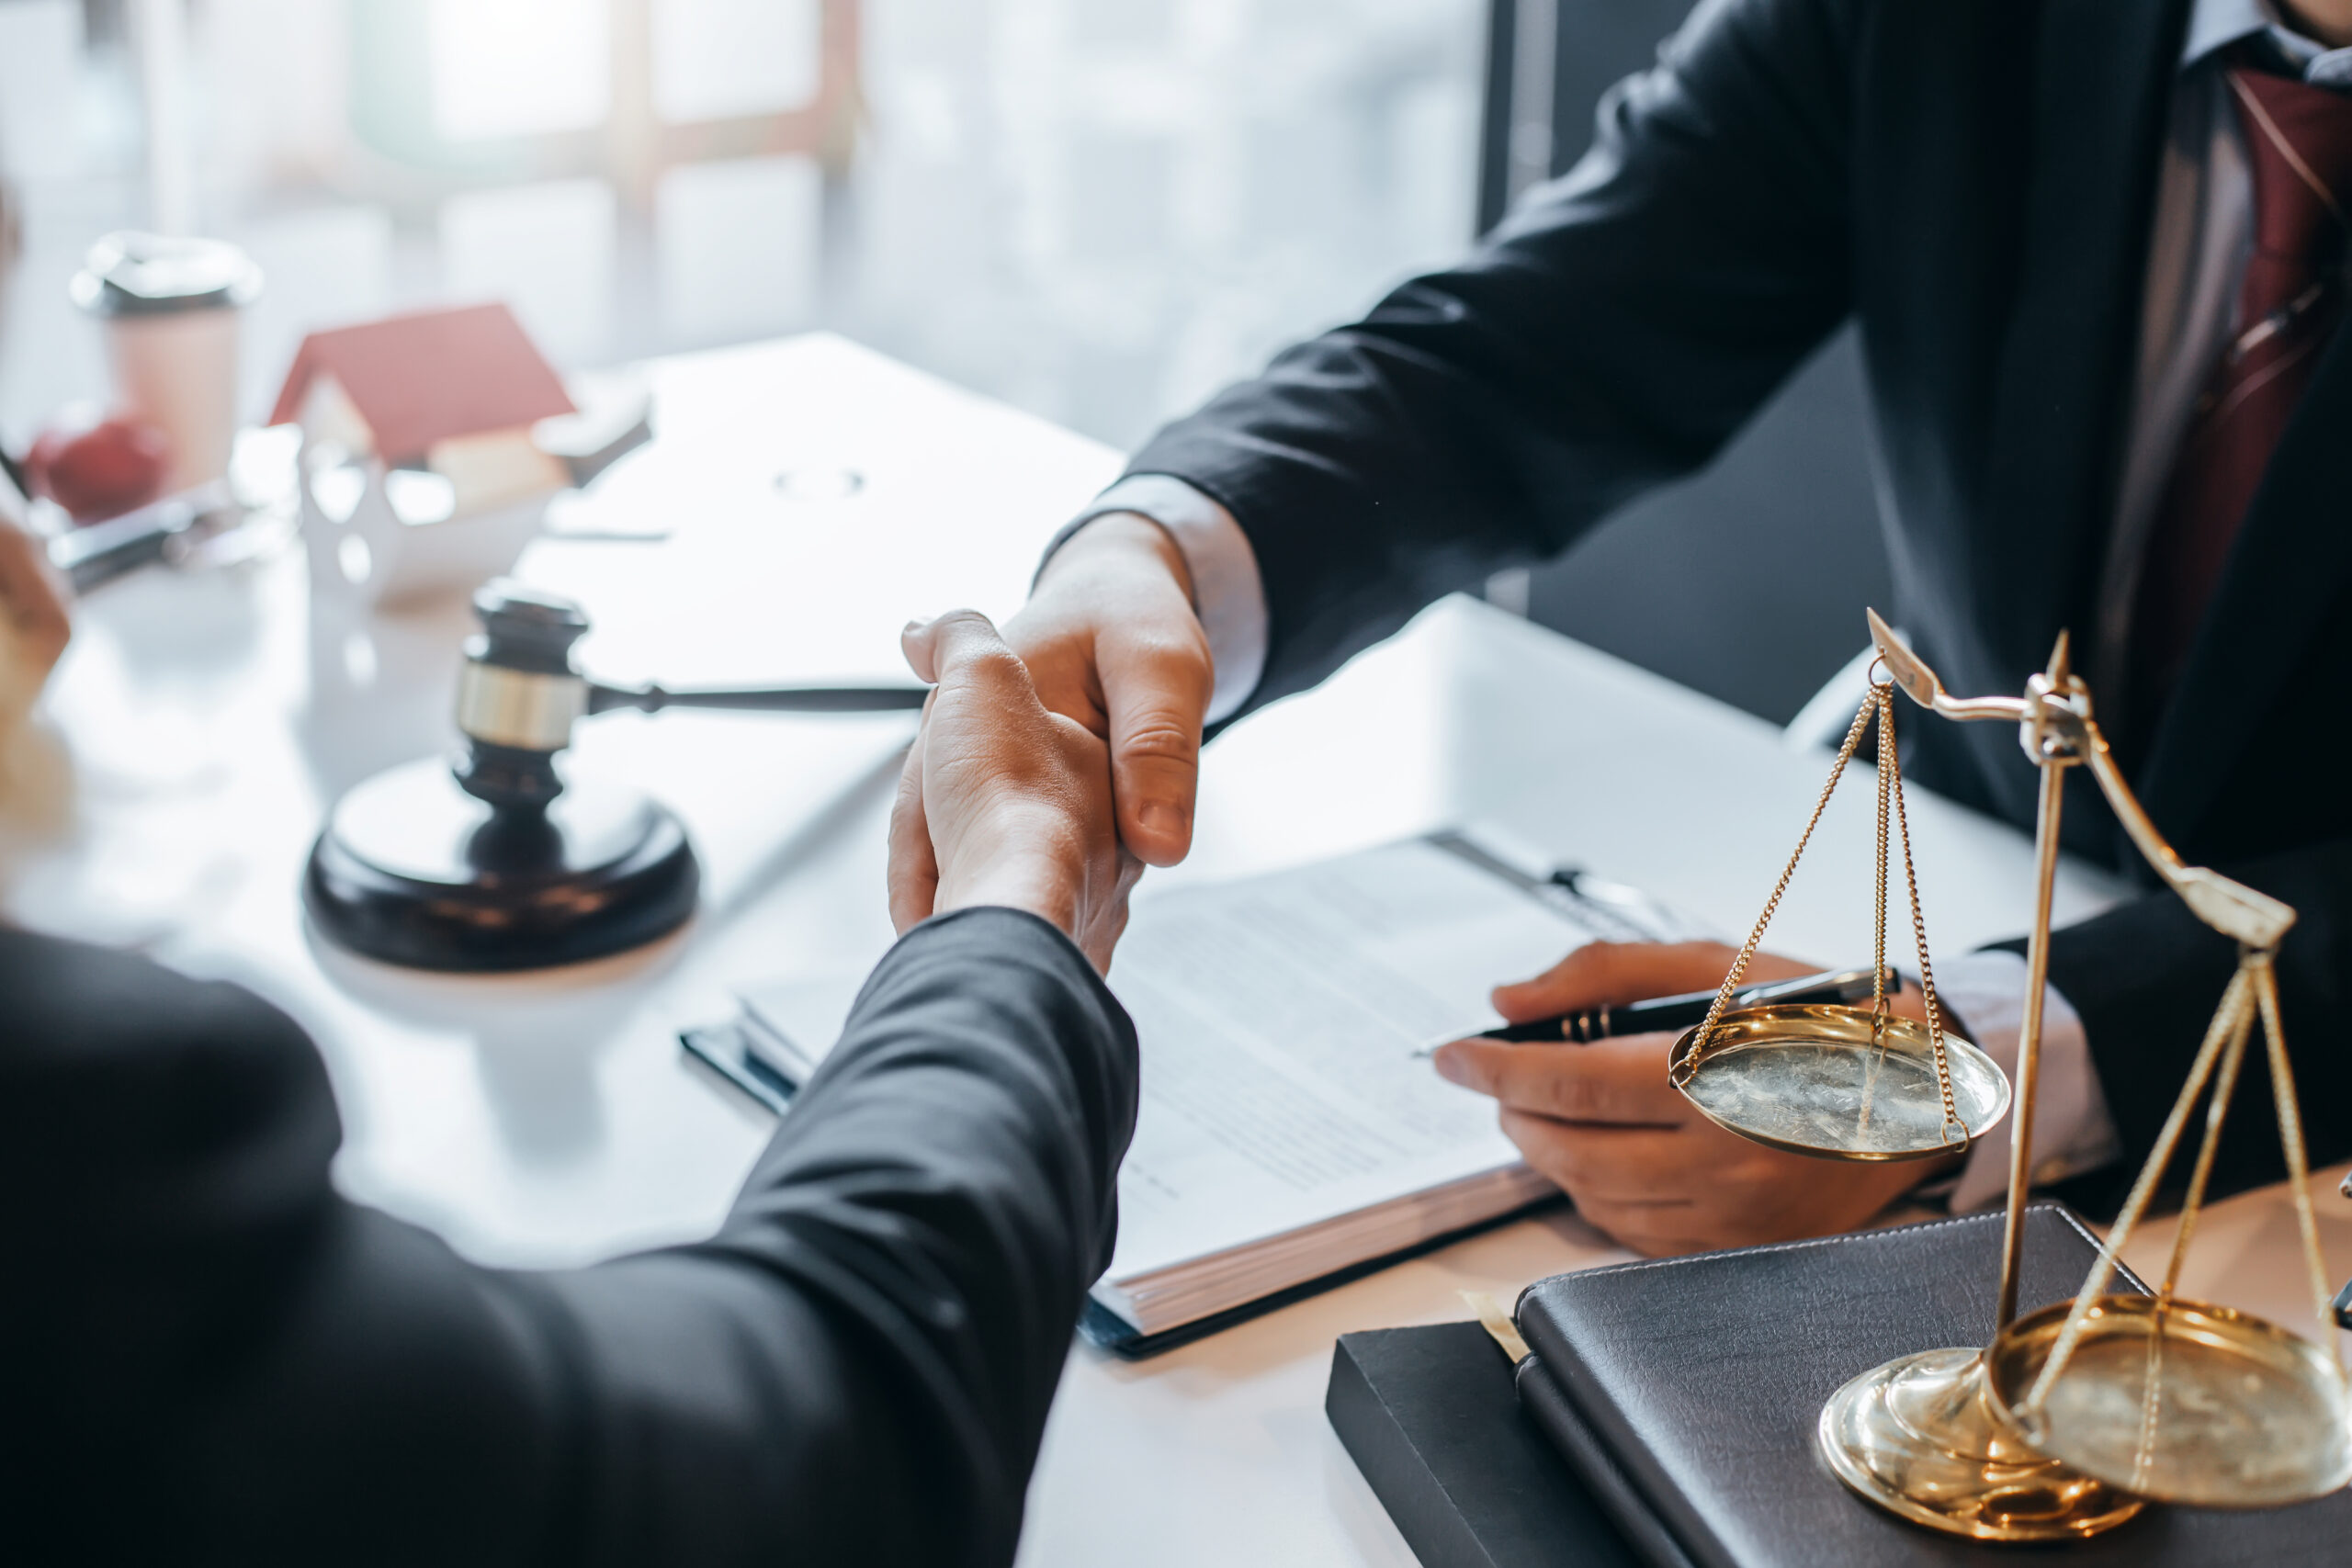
0, 0, 1481, 455
428, 0, 614, 141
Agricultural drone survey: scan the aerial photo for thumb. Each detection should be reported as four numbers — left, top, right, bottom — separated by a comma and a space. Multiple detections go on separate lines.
1097, 635, 1209, 867
902, 609, 1018, 690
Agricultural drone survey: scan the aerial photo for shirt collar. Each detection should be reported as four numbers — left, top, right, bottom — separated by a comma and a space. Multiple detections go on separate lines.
2184, 0, 2352, 86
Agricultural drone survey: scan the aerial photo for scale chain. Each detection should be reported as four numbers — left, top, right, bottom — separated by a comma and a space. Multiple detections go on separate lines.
1677, 690, 1879, 1084
1871, 688, 1892, 1041
1882, 685, 1962, 1141
1677, 682, 1965, 1149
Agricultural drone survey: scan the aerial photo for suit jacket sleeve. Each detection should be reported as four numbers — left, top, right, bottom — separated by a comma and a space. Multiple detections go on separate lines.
1996, 840, 2352, 1219
1125, 0, 1860, 716
0, 907, 1136, 1568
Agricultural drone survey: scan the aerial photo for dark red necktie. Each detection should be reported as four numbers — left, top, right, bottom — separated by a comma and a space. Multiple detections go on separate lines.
2133, 63, 2352, 705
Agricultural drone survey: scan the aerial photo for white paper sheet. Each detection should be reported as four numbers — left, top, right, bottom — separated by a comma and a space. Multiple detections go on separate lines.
1099, 834, 1599, 1283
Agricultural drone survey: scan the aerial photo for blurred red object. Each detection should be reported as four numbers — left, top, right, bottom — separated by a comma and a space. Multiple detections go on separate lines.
25, 408, 170, 524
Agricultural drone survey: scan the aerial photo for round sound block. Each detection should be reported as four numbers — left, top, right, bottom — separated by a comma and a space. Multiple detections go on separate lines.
306, 758, 699, 971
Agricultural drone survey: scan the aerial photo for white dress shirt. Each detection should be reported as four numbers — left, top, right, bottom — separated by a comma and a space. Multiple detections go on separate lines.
1047, 0, 2349, 1205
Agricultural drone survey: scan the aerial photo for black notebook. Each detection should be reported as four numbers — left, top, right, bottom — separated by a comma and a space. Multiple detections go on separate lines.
1326, 1320, 1648, 1568
1514, 1204, 2351, 1566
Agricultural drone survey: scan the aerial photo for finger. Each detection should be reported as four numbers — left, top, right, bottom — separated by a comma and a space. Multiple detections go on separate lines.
902, 609, 1025, 693
1095, 629, 1209, 868
886, 743, 940, 933
1432, 1035, 1691, 1124
0, 525, 70, 674
1079, 852, 1144, 976
1489, 941, 1739, 1021
1488, 939, 1820, 1022
1497, 1110, 1705, 1204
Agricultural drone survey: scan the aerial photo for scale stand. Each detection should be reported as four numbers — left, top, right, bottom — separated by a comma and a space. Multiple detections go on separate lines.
1673, 611, 2348, 1541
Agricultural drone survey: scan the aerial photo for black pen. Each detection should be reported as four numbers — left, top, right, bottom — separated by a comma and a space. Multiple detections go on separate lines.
1466, 965, 1900, 1044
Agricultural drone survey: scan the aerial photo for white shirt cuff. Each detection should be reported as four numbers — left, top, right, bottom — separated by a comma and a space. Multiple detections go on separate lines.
1059, 475, 1269, 725
1939, 949, 2123, 1213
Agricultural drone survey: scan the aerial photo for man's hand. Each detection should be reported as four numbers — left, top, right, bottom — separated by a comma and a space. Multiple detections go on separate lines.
889, 610, 1142, 971
1001, 513, 1213, 866
1431, 942, 1958, 1257
887, 513, 1210, 936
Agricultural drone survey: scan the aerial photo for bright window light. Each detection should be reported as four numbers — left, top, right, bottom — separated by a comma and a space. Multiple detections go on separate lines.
652, 0, 820, 123
428, 0, 612, 141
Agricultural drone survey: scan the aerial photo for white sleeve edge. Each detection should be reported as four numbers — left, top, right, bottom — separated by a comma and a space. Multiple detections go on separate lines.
1054, 475, 1269, 725
1939, 949, 2124, 1213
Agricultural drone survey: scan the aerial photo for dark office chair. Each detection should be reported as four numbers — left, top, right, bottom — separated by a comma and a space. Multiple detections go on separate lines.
1478, 0, 1891, 727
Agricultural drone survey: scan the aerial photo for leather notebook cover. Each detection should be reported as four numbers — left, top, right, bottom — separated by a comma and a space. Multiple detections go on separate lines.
1325, 1322, 1645, 1568
1515, 1203, 2352, 1566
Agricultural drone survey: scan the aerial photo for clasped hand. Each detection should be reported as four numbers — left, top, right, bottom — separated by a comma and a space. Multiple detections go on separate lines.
889, 609, 1141, 971
889, 513, 1210, 969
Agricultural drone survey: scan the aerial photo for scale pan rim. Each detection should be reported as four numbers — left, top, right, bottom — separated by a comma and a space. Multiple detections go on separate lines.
1984, 1293, 2352, 1508
1668, 1002, 2011, 1163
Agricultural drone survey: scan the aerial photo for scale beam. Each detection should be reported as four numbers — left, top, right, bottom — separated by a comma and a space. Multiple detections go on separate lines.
1865, 612, 2294, 950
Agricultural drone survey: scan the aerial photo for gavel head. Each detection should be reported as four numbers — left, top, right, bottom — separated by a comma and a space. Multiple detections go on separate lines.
451, 579, 594, 813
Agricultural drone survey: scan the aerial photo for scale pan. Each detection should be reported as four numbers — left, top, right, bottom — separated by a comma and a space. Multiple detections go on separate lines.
1668, 1003, 2010, 1161
1986, 1295, 2352, 1508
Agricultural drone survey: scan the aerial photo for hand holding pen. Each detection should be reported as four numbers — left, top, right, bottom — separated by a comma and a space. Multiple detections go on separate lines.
1430, 942, 1952, 1258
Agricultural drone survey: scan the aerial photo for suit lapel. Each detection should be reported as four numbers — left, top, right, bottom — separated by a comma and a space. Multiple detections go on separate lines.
1974, 0, 2192, 705
2139, 323, 2352, 843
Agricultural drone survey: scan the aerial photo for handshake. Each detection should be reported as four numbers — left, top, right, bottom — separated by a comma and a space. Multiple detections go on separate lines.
888, 512, 1207, 974
891, 513, 1957, 1257
888, 605, 1145, 971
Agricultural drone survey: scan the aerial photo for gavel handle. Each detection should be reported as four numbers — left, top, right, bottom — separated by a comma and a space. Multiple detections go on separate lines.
588, 682, 929, 716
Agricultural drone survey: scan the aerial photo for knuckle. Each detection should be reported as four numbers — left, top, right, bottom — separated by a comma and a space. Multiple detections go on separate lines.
1108, 626, 1213, 685
1114, 718, 1199, 764
1134, 626, 1213, 675
1573, 942, 1646, 987
949, 647, 1033, 696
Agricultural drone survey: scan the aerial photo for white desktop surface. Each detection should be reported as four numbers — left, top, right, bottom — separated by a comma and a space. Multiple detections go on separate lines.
9, 333, 2345, 1566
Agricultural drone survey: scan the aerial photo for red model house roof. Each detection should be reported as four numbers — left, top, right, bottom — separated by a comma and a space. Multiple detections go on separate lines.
270, 302, 576, 459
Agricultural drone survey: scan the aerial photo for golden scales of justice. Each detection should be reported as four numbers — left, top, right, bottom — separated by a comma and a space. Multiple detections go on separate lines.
1664, 610, 2350, 1542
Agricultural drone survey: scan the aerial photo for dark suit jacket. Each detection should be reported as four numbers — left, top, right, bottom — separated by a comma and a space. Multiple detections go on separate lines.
1127, 0, 2350, 1207
0, 908, 1136, 1566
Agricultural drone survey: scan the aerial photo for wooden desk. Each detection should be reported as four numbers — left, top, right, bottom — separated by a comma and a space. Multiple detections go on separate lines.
10, 334, 2344, 1566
